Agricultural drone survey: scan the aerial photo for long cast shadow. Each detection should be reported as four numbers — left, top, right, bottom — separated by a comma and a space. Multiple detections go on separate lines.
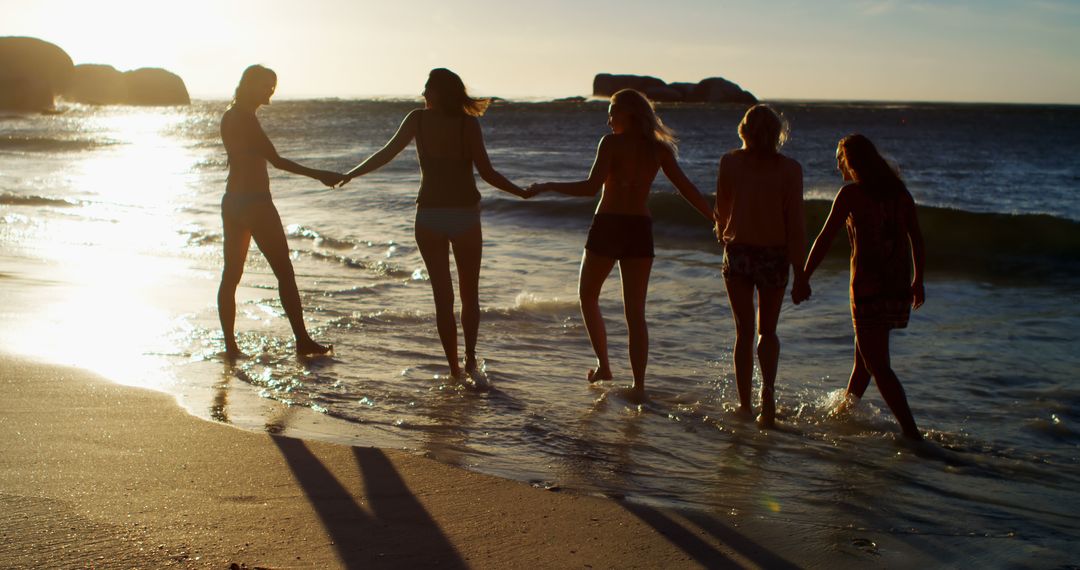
271, 436, 466, 569
620, 501, 799, 569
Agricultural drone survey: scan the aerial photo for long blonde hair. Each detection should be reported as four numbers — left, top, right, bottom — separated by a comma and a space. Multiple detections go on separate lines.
610, 89, 678, 156
737, 104, 788, 154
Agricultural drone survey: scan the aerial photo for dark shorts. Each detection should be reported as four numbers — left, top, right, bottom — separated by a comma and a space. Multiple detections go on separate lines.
222, 192, 277, 229
852, 294, 911, 330
722, 242, 789, 289
585, 213, 654, 259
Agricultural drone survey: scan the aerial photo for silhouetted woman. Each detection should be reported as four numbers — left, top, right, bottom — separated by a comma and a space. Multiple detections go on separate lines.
340, 68, 531, 378
800, 134, 924, 440
531, 89, 713, 400
219, 64, 341, 357
713, 104, 807, 427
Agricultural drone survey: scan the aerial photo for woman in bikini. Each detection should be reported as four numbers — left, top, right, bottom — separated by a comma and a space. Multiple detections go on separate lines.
340, 68, 532, 378
799, 134, 925, 440
219, 64, 342, 357
530, 89, 713, 400
713, 104, 807, 428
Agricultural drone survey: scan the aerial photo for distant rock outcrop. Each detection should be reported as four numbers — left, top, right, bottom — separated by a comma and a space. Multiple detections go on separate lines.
122, 68, 190, 106
63, 65, 190, 106
65, 64, 128, 105
0, 36, 190, 108
0, 37, 74, 111
592, 73, 757, 104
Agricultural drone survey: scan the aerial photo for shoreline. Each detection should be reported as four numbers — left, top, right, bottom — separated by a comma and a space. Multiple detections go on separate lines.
0, 352, 809, 568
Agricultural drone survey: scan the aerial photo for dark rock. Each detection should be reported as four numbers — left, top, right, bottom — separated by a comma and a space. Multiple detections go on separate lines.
689, 77, 757, 104
553, 96, 587, 103
122, 68, 190, 106
63, 64, 128, 105
592, 73, 667, 97
669, 82, 697, 99
0, 37, 74, 111
593, 72, 756, 104
643, 85, 683, 103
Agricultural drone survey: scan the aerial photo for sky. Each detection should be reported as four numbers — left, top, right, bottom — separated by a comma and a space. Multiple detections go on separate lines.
3, 0, 1079, 103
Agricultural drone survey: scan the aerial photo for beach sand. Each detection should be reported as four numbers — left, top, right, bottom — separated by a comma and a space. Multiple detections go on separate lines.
0, 353, 800, 569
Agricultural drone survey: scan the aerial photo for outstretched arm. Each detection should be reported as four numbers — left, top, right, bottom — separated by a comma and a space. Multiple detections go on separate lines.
906, 194, 926, 309
785, 162, 810, 302
714, 154, 734, 236
803, 185, 853, 281
247, 114, 342, 186
467, 117, 530, 198
342, 110, 421, 183
538, 136, 613, 197
659, 147, 712, 221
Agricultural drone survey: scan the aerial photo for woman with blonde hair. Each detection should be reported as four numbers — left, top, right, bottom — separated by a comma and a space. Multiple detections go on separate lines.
219, 64, 343, 357
714, 104, 807, 427
531, 89, 713, 399
340, 68, 532, 378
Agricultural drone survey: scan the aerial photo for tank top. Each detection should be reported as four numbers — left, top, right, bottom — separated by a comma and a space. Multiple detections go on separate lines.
415, 110, 481, 208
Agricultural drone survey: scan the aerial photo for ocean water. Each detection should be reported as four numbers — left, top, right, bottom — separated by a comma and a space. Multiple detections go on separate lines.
2, 99, 1079, 565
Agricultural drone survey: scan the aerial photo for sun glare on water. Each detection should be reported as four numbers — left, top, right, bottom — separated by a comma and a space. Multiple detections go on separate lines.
5, 108, 209, 391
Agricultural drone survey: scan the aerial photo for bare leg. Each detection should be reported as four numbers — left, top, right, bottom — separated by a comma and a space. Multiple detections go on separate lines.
836, 338, 872, 413
579, 250, 617, 382
724, 277, 756, 417
755, 285, 785, 428
855, 327, 922, 440
249, 202, 329, 355
451, 224, 483, 372
218, 216, 251, 357
619, 256, 653, 397
416, 224, 461, 377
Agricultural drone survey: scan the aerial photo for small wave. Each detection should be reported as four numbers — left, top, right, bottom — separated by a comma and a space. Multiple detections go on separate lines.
484, 291, 579, 319
0, 136, 108, 153
301, 250, 414, 279
286, 224, 358, 250
0, 193, 81, 207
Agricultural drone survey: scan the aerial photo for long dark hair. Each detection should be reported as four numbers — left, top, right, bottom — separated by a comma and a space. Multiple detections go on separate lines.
425, 68, 489, 117
838, 134, 906, 195
232, 64, 276, 106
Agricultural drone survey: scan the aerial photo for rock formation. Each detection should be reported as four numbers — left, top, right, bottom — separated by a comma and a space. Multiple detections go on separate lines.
592, 73, 757, 104
121, 68, 190, 105
0, 37, 74, 111
65, 64, 128, 105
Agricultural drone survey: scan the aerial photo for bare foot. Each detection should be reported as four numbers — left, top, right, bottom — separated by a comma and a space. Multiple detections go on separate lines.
296, 338, 333, 356
757, 390, 776, 429
629, 384, 645, 403
830, 392, 860, 418
587, 367, 613, 383
735, 405, 755, 421
464, 354, 479, 373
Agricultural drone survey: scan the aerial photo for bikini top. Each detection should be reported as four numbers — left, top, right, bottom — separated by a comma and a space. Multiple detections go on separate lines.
415, 110, 481, 208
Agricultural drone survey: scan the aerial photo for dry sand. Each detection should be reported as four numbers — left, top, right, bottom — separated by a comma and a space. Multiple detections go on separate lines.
0, 354, 798, 569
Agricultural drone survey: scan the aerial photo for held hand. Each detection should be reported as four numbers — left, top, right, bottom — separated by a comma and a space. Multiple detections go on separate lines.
911, 280, 925, 310
316, 171, 345, 188
336, 175, 353, 189
791, 278, 811, 305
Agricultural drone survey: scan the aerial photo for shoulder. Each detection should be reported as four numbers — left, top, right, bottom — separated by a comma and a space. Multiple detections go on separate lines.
777, 153, 802, 173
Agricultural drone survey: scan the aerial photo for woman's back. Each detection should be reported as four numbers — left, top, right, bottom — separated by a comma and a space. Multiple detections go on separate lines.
415, 109, 480, 208
717, 149, 802, 248
597, 134, 661, 216
844, 182, 914, 298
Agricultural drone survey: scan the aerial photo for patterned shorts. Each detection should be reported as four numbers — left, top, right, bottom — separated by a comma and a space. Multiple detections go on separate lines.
722, 242, 790, 289
851, 294, 911, 330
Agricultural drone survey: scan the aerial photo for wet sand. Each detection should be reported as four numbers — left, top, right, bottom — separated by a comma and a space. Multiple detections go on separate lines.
0, 353, 800, 569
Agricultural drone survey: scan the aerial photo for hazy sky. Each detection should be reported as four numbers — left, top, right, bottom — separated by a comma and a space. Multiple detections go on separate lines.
3, 0, 1078, 103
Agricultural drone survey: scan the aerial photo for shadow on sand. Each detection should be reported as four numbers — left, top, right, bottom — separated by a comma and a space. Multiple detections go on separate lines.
620, 501, 800, 569
271, 436, 467, 569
